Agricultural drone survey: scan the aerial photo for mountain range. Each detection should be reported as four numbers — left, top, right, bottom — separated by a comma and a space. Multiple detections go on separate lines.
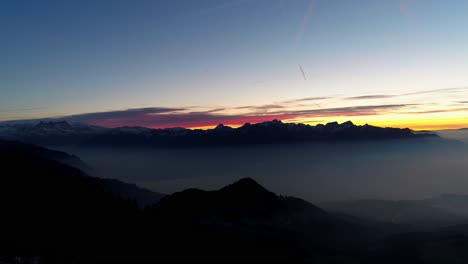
3, 140, 468, 263
0, 119, 438, 147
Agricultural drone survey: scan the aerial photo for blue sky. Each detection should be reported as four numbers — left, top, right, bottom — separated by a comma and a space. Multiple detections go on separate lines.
1, 0, 468, 129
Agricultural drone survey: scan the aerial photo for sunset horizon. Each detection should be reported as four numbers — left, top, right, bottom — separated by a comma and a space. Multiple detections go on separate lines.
2, 1, 468, 131
3, 86, 467, 131
2, 1, 468, 262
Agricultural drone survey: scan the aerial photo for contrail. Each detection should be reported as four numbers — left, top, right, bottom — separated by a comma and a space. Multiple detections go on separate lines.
299, 65, 307, 80
295, 1, 315, 82
399, 0, 414, 22
295, 0, 316, 46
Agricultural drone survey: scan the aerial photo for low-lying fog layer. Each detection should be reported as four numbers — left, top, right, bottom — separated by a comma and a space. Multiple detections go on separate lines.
436, 129, 468, 144
59, 137, 468, 202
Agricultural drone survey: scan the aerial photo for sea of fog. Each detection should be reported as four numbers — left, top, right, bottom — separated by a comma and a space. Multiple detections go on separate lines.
436, 129, 468, 144
58, 137, 468, 203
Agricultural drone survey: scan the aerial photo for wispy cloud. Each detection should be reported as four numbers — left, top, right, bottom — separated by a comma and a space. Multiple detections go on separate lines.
3, 87, 466, 129
235, 104, 286, 111
273, 104, 415, 117
65, 107, 185, 127
66, 86, 463, 127
402, 87, 467, 96
0, 107, 47, 113
282, 97, 331, 104
345, 95, 395, 100
342, 87, 467, 101
58, 104, 414, 128
400, 107, 468, 115
191, 108, 226, 114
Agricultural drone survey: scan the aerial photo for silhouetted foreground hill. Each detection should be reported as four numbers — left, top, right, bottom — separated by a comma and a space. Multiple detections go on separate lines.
3, 141, 468, 263
0, 140, 164, 207
0, 120, 438, 148
0, 141, 371, 262
150, 178, 371, 261
0, 141, 361, 262
0, 139, 88, 170
0, 141, 140, 263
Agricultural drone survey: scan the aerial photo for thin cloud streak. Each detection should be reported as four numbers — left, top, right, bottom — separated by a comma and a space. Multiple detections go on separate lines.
60, 104, 414, 128
339, 87, 468, 101
0, 107, 47, 113
402, 87, 467, 96
282, 97, 331, 104
345, 88, 467, 100
237, 104, 286, 111
345, 95, 395, 100
401, 107, 468, 115
2, 87, 466, 129
295, 0, 316, 45
268, 104, 416, 120
65, 107, 186, 125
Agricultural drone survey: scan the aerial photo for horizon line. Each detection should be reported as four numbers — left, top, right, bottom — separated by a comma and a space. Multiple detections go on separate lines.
3, 118, 465, 132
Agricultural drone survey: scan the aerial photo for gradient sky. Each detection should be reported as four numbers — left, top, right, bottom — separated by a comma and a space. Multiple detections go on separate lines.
1, 0, 468, 130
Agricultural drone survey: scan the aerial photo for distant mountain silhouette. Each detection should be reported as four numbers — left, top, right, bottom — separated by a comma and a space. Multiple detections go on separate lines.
0, 120, 108, 145
35, 120, 73, 130
0, 119, 438, 148
87, 120, 438, 147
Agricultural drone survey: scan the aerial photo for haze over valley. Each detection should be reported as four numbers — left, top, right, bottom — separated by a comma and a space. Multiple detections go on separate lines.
2, 119, 467, 202
2, 0, 468, 262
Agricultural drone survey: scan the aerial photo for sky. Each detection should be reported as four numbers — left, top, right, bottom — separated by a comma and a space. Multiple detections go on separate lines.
1, 0, 468, 130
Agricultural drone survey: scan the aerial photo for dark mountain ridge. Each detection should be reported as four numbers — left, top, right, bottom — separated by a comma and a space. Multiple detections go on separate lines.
0, 141, 138, 262
0, 121, 108, 145
88, 120, 438, 147
0, 140, 164, 207
154, 177, 329, 225
0, 139, 87, 169
0, 119, 438, 147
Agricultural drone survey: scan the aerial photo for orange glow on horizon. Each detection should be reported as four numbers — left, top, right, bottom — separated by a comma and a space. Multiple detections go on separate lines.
181, 107, 468, 131
184, 117, 468, 131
